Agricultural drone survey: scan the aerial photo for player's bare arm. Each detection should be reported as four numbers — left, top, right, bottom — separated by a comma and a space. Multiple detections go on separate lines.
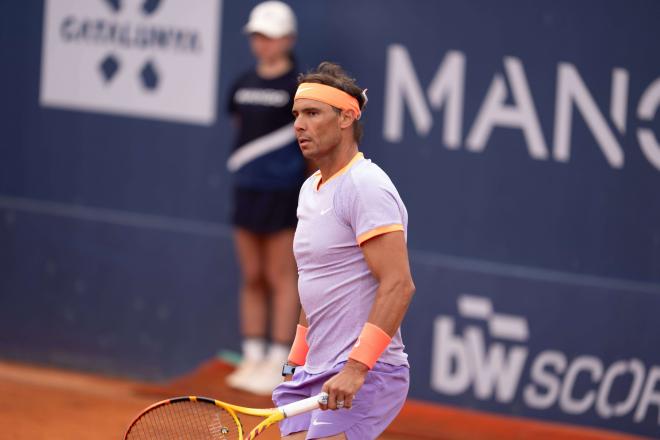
297, 309, 309, 339
320, 231, 415, 410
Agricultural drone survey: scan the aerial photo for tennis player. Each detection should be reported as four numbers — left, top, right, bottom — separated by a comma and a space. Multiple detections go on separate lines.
272, 62, 415, 439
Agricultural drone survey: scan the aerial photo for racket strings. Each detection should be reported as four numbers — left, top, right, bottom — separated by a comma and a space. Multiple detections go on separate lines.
126, 399, 241, 440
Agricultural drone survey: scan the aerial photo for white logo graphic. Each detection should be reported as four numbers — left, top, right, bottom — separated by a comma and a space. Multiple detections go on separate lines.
320, 207, 333, 215
312, 419, 332, 426
431, 294, 660, 426
384, 45, 660, 171
39, 0, 221, 125
235, 88, 290, 107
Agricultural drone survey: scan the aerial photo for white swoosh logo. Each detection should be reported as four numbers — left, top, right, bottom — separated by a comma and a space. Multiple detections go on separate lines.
312, 420, 332, 426
320, 207, 332, 215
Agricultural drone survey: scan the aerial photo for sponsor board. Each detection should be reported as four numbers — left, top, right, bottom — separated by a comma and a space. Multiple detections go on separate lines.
427, 291, 660, 435
39, 0, 221, 124
384, 45, 660, 171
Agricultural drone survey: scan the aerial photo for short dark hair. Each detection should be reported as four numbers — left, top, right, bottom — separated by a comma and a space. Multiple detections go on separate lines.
297, 62, 366, 144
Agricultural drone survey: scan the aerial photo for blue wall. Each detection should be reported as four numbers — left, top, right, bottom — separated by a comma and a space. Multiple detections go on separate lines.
1, 0, 659, 437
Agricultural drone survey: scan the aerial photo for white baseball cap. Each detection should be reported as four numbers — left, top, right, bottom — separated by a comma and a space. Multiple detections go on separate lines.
244, 1, 297, 38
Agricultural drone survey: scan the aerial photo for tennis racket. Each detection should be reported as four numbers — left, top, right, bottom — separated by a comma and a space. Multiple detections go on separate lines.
124, 392, 328, 440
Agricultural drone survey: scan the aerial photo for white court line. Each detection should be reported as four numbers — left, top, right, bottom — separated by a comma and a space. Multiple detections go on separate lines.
1, 194, 658, 295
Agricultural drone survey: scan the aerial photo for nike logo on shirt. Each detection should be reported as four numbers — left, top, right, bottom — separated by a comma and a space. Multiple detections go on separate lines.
320, 207, 333, 215
312, 419, 332, 426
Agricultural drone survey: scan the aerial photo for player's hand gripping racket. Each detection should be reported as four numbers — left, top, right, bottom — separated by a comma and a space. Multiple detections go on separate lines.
124, 392, 328, 440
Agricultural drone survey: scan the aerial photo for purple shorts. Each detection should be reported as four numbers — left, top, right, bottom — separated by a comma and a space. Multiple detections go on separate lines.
272, 362, 409, 440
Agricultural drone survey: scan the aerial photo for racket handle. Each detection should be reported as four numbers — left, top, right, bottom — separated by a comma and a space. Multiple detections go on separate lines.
280, 392, 328, 418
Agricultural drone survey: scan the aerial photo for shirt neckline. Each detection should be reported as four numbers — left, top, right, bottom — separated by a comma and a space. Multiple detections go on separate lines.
314, 152, 364, 191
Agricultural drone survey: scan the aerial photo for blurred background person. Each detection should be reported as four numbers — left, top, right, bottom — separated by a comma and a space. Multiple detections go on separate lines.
224, 1, 305, 395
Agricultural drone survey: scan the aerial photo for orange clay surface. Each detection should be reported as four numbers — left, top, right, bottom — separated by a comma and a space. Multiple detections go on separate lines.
0, 359, 649, 440
0, 360, 406, 440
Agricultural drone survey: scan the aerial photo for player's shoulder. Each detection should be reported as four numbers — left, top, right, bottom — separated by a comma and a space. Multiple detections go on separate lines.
347, 157, 396, 190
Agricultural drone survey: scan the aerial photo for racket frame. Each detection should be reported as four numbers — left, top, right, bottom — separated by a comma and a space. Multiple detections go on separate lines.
124, 392, 327, 440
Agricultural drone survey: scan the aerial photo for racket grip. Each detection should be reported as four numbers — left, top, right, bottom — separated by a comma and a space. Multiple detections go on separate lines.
280, 392, 328, 418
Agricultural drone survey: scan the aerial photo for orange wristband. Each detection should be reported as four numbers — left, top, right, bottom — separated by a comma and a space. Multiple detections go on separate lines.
348, 323, 392, 369
288, 325, 309, 365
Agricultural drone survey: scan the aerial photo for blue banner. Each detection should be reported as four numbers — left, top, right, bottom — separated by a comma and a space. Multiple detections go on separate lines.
1, 0, 659, 436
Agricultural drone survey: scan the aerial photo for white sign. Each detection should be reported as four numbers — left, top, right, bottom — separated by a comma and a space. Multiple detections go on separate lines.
431, 294, 660, 426
384, 44, 660, 171
40, 0, 221, 125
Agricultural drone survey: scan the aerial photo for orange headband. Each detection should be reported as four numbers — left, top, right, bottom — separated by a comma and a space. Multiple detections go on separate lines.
295, 82, 362, 119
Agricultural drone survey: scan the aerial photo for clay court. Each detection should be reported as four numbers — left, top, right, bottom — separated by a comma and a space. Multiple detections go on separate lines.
2, 360, 650, 440
0, 360, 409, 440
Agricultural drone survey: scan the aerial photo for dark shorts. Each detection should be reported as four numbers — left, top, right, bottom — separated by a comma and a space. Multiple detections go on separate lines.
231, 186, 299, 234
273, 362, 410, 440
